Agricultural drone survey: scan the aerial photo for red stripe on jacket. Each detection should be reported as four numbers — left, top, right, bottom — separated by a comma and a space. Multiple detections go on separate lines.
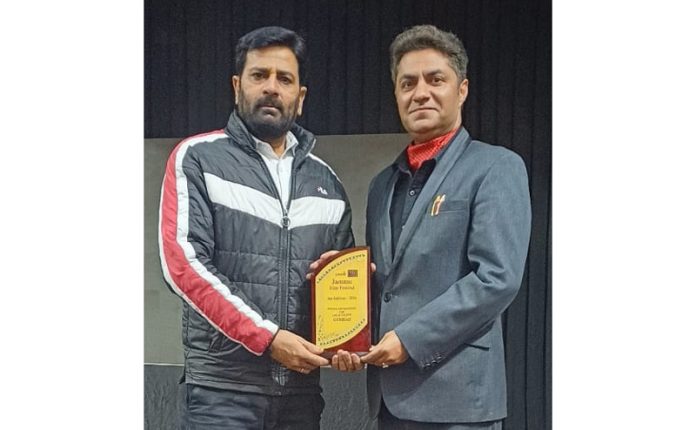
159, 131, 275, 356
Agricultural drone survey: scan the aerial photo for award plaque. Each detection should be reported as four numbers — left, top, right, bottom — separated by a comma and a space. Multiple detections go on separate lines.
311, 246, 371, 356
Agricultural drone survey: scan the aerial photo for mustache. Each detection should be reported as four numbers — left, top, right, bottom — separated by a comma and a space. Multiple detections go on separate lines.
253, 96, 283, 112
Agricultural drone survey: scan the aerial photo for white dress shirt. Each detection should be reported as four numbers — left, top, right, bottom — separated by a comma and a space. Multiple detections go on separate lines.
253, 131, 299, 211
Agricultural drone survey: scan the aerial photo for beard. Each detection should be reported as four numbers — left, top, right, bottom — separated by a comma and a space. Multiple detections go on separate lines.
236, 89, 300, 142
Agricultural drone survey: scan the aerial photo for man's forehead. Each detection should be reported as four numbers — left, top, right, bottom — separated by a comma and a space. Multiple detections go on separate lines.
396, 49, 454, 76
245, 46, 299, 69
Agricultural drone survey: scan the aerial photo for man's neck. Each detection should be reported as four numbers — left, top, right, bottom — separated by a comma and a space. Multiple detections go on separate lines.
253, 132, 297, 159
269, 137, 286, 157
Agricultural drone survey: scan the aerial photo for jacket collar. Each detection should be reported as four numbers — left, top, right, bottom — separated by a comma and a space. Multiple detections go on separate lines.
224, 110, 316, 162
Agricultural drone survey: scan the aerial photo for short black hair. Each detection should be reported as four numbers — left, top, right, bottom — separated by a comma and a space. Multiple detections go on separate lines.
234, 26, 307, 83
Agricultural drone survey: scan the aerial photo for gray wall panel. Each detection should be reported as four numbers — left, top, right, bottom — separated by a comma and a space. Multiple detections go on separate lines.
145, 138, 185, 364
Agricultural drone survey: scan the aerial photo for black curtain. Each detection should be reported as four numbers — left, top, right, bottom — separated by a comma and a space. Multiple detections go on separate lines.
145, 1, 551, 429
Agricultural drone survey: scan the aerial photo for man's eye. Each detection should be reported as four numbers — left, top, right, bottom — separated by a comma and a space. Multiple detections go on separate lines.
279, 76, 292, 84
401, 81, 414, 90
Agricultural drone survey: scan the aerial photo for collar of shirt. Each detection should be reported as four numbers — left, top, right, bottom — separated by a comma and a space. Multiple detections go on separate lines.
253, 131, 299, 160
252, 131, 298, 209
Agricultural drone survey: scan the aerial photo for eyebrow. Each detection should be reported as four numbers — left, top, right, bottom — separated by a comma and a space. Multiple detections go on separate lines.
247, 67, 296, 79
399, 69, 446, 81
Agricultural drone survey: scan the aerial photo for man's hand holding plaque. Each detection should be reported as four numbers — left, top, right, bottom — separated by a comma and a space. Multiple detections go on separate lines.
308, 247, 373, 362
269, 329, 330, 374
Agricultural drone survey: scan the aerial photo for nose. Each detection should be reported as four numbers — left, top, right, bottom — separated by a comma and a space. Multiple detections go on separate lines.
412, 80, 430, 104
262, 75, 280, 96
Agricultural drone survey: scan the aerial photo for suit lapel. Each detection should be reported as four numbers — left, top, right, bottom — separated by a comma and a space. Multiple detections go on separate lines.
391, 129, 472, 269
374, 169, 399, 276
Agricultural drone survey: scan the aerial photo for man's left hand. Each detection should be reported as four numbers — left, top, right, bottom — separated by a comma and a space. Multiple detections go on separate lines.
360, 330, 409, 368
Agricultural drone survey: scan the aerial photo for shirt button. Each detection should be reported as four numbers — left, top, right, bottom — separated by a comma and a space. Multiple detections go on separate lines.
383, 292, 392, 302
408, 189, 416, 196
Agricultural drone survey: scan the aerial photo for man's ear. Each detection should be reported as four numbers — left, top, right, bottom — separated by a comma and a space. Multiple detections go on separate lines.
459, 78, 469, 107
231, 75, 240, 105
296, 86, 308, 116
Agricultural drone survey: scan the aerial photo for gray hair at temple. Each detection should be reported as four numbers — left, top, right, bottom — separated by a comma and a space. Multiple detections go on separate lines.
389, 25, 468, 83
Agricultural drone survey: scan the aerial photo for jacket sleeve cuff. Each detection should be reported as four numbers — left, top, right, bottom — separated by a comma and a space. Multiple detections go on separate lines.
243, 321, 279, 356
394, 326, 445, 371
266, 325, 280, 351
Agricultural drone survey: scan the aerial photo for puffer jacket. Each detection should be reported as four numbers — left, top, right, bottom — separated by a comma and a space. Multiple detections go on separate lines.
159, 111, 354, 395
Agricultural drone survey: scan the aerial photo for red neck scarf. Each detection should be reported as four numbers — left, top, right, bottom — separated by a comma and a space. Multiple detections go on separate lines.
406, 128, 458, 171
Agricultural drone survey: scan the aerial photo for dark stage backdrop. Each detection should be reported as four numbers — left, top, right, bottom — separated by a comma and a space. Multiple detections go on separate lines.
145, 1, 551, 429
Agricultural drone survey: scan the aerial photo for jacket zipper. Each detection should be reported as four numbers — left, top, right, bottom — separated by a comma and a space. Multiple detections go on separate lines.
252, 148, 300, 389
276, 173, 294, 387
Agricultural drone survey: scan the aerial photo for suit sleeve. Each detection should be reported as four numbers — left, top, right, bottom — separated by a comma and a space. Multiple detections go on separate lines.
394, 152, 532, 369
158, 137, 279, 356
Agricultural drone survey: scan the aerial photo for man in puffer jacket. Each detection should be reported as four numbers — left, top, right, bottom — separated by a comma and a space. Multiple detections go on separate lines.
158, 26, 355, 429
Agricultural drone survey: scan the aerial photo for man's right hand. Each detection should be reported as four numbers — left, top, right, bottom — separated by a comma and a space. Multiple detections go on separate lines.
269, 329, 330, 374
